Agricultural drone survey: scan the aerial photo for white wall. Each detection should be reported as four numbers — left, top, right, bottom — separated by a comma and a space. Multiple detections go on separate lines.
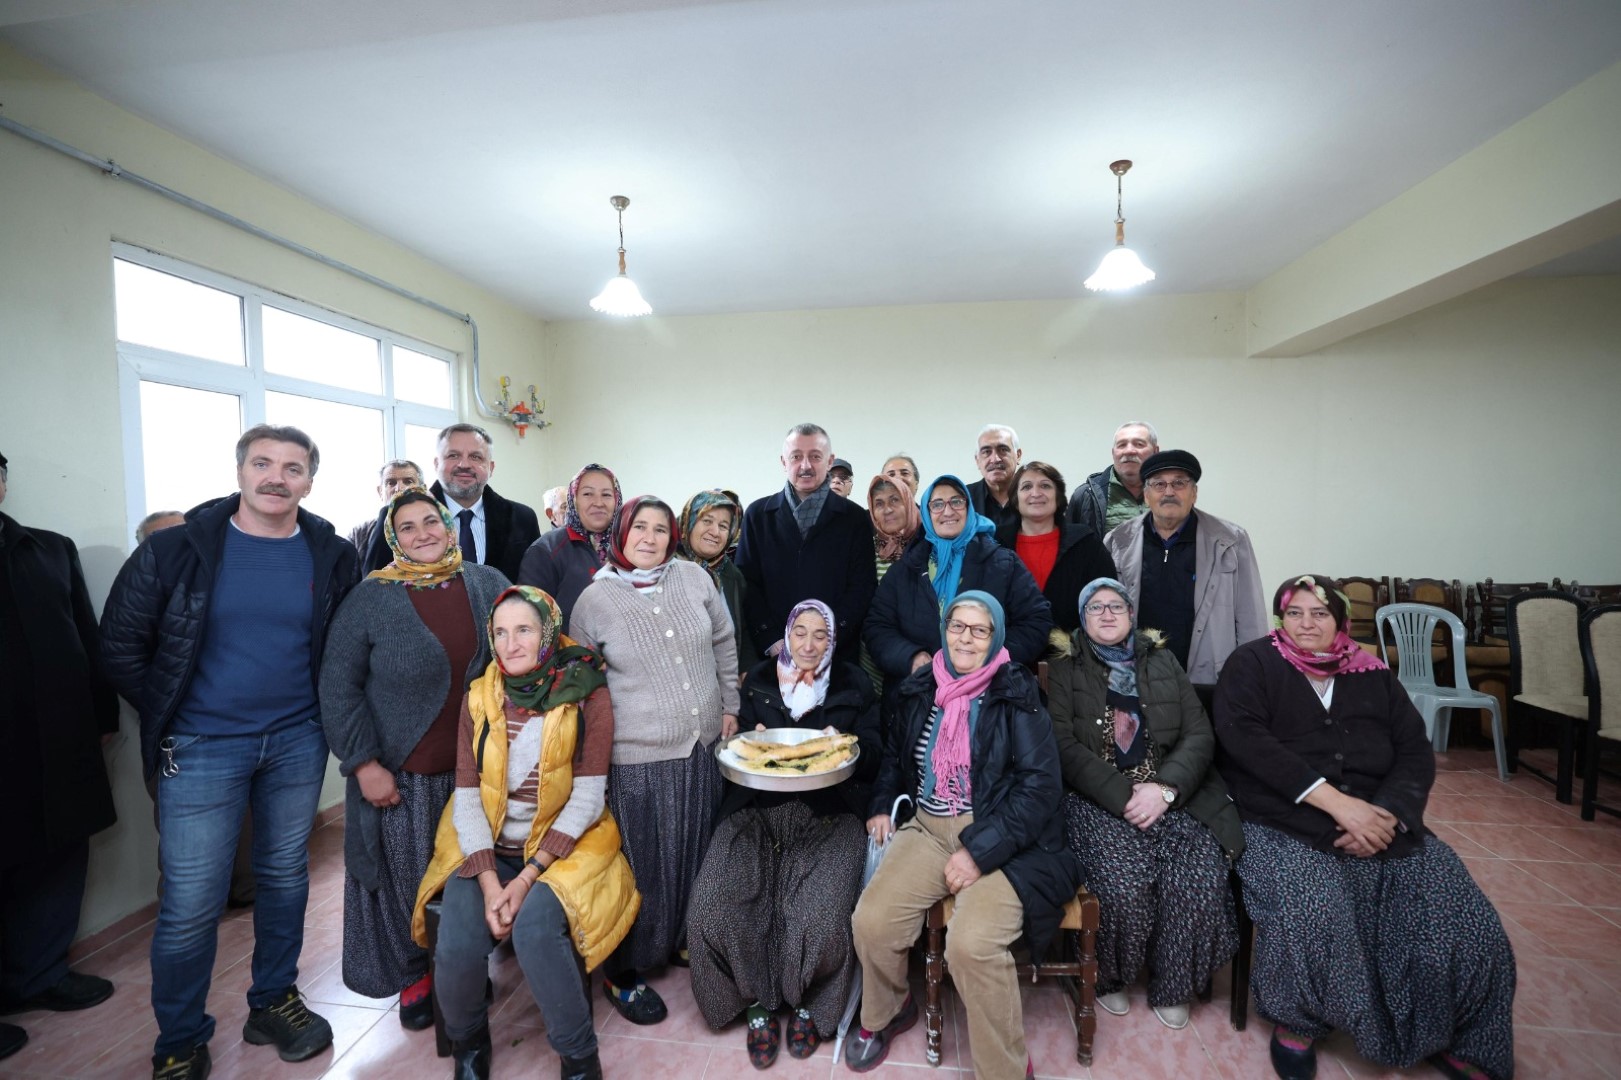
546, 275, 1621, 585
0, 43, 551, 936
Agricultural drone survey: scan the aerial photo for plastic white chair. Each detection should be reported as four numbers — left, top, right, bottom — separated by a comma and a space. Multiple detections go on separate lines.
1376, 602, 1508, 779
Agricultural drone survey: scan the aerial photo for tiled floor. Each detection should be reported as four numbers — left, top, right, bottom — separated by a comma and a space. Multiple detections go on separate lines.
5, 746, 1620, 1079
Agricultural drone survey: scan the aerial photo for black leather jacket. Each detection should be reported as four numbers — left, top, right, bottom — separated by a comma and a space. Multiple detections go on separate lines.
100, 494, 356, 778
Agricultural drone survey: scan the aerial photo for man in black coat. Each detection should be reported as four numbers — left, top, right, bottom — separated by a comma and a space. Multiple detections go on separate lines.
0, 452, 119, 1062
359, 424, 538, 582
964, 423, 1024, 529
735, 423, 877, 665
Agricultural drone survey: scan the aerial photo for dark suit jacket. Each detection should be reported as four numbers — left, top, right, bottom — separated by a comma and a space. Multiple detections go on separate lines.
734, 489, 876, 664
966, 478, 1021, 529
361, 482, 539, 584
1, 513, 119, 858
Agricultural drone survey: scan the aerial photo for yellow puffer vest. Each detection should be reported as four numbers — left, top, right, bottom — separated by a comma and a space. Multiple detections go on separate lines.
411, 658, 641, 971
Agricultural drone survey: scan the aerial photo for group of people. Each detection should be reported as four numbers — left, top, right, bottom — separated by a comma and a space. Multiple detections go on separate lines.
0, 416, 1518, 1080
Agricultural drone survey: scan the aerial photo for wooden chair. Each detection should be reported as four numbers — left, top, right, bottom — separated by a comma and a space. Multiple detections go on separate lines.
1224, 871, 1255, 1031
1506, 590, 1588, 801
923, 889, 1099, 1068
1569, 582, 1621, 606
1578, 605, 1621, 822
1469, 579, 1549, 646
1337, 576, 1391, 644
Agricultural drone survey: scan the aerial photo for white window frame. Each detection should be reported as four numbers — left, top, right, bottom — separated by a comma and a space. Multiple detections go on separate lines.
114, 243, 458, 546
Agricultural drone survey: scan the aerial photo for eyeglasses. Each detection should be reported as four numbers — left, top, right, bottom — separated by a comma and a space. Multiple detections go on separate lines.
945, 620, 993, 640
928, 497, 968, 513
1084, 601, 1129, 616
1145, 477, 1193, 493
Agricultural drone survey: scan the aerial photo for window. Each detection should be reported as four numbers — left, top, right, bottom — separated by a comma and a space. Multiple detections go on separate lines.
115, 245, 458, 544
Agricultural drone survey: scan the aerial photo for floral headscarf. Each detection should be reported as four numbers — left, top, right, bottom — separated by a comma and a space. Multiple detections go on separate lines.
1269, 574, 1387, 679
564, 463, 623, 566
676, 489, 743, 583
594, 495, 680, 589
489, 585, 607, 712
777, 599, 836, 720
368, 489, 463, 588
868, 475, 921, 562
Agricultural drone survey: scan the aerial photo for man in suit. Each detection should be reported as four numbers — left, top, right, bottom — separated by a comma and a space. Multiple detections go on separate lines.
0, 451, 119, 1063
361, 424, 539, 582
736, 423, 876, 665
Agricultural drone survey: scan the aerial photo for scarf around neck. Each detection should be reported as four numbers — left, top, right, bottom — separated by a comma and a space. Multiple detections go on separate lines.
563, 463, 623, 566
1077, 577, 1142, 754
489, 585, 607, 712
1270, 578, 1388, 679
920, 475, 995, 607
596, 495, 678, 589
777, 598, 836, 720
924, 590, 1010, 814
868, 475, 921, 562
368, 489, 465, 588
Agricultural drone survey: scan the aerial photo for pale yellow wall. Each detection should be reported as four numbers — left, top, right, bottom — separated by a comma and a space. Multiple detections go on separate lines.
547, 275, 1621, 588
0, 43, 550, 936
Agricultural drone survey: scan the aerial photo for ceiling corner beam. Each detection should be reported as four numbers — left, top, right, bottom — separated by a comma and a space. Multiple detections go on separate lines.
1245, 59, 1621, 359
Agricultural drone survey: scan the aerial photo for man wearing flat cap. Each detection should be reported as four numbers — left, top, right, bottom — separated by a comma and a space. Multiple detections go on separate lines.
1103, 450, 1267, 689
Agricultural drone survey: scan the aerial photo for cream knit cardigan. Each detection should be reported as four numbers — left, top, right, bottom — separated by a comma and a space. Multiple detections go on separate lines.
570, 559, 741, 766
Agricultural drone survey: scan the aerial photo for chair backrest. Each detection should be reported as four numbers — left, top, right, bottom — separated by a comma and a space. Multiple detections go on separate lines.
1581, 605, 1621, 734
1376, 603, 1465, 689
1571, 583, 1621, 606
1337, 576, 1391, 642
1393, 577, 1464, 616
1507, 590, 1585, 698
1471, 578, 1551, 644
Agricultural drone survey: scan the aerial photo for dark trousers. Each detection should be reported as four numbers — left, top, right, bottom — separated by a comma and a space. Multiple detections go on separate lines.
0, 840, 89, 1002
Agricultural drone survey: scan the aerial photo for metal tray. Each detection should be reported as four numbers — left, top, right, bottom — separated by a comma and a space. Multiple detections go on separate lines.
715, 727, 861, 792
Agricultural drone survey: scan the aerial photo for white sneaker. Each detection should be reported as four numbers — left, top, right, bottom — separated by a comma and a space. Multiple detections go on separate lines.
1097, 991, 1130, 1016
1152, 1003, 1190, 1029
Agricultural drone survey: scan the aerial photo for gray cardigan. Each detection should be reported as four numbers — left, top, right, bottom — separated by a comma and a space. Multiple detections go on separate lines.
319, 564, 509, 890
570, 560, 740, 766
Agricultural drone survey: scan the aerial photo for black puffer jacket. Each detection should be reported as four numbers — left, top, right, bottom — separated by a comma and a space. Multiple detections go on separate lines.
100, 494, 357, 779
863, 535, 1052, 678
723, 659, 881, 821
1047, 632, 1244, 858
994, 519, 1117, 635
874, 662, 1081, 962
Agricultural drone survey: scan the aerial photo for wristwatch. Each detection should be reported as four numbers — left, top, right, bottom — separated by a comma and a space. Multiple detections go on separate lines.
1159, 784, 1177, 805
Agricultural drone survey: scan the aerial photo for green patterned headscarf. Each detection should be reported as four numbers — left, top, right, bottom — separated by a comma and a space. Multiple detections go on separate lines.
489, 585, 607, 712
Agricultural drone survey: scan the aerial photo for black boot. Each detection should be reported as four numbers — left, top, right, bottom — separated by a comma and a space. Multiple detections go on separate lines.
560, 1050, 603, 1080
450, 1026, 491, 1080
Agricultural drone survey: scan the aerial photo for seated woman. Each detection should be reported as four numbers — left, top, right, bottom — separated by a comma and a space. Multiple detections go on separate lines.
864, 475, 1052, 691
412, 586, 639, 1080
677, 487, 759, 672
321, 489, 508, 1027
995, 462, 1116, 636
860, 474, 921, 693
517, 463, 622, 629
1046, 577, 1241, 1030
848, 592, 1079, 1080
1214, 575, 1516, 1080
571, 496, 740, 1024
688, 600, 879, 1068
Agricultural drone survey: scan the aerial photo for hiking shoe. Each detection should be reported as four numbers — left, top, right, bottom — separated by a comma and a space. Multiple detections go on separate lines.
843, 994, 917, 1072
151, 1044, 211, 1079
242, 990, 333, 1062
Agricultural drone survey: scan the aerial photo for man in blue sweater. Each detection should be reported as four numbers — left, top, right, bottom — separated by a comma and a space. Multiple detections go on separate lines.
101, 425, 357, 1080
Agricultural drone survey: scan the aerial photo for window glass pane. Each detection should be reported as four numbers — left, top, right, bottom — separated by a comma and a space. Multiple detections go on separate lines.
403, 424, 443, 489
138, 382, 241, 518
264, 391, 385, 532
116, 260, 244, 365
263, 307, 381, 393
393, 346, 453, 407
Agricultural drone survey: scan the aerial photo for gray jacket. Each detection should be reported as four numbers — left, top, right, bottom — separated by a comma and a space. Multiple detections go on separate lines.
1104, 510, 1268, 686
319, 564, 509, 890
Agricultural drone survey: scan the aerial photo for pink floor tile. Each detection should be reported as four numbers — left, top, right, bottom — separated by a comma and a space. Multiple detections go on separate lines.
1511, 954, 1621, 1034
1530, 824, 1621, 864
594, 1033, 714, 1077
1495, 900, 1621, 959
1460, 855, 1578, 905
1514, 1024, 1621, 1079
1445, 822, 1566, 861
1509, 858, 1621, 906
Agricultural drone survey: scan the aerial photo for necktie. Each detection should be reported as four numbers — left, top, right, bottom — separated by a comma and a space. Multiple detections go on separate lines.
457, 508, 477, 564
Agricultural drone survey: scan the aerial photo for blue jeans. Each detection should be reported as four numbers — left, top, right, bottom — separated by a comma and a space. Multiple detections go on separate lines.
150, 719, 329, 1058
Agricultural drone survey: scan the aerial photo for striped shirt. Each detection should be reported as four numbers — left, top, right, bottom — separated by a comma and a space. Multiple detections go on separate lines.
912, 706, 959, 816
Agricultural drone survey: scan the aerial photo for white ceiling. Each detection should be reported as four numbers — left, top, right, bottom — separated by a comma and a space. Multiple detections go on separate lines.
5, 0, 1620, 319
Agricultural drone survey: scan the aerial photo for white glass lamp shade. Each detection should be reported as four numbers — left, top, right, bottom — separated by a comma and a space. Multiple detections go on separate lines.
1084, 244, 1156, 292
589, 272, 652, 317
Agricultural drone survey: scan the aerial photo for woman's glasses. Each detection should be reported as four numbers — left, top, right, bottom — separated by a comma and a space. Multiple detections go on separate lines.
928, 497, 968, 513
1083, 601, 1129, 616
946, 620, 993, 640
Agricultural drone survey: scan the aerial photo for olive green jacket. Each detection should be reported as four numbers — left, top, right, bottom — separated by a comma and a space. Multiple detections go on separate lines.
1047, 631, 1245, 859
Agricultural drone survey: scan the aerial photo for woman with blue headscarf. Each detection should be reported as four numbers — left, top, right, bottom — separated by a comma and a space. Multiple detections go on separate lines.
1046, 577, 1243, 1032
848, 591, 1078, 1079
863, 475, 1052, 704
